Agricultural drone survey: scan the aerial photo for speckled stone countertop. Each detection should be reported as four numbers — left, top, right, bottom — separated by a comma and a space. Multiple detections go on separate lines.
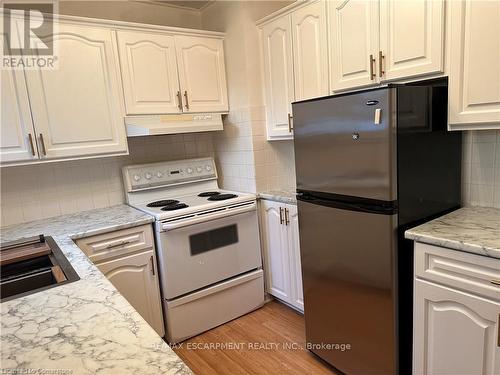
1, 205, 192, 375
405, 206, 500, 260
258, 190, 297, 205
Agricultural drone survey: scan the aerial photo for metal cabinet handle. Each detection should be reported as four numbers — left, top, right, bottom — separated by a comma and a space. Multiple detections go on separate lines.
369, 54, 376, 80
279, 207, 284, 225
288, 113, 293, 133
39, 134, 46, 156
106, 240, 131, 249
176, 91, 183, 111
184, 91, 189, 110
28, 133, 35, 156
379, 50, 385, 77
491, 279, 500, 286
285, 208, 290, 226
150, 255, 155, 276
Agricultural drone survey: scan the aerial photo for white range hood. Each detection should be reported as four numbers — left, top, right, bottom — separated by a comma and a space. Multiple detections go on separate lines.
125, 113, 224, 137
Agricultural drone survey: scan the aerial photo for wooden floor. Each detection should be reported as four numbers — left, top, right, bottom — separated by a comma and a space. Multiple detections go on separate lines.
173, 301, 338, 375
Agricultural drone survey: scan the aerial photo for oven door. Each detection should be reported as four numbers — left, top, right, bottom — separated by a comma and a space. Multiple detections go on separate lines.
156, 202, 262, 299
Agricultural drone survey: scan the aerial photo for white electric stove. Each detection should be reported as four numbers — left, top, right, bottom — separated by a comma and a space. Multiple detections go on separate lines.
122, 157, 264, 343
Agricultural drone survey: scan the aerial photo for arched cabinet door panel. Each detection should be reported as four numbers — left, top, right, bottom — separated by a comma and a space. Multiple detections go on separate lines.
329, 0, 380, 91
174, 35, 228, 113
97, 250, 164, 337
291, 0, 328, 101
24, 22, 127, 160
117, 31, 182, 115
414, 279, 500, 375
1, 37, 39, 163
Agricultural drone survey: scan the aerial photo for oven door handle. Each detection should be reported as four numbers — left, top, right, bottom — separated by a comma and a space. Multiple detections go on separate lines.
160, 202, 256, 231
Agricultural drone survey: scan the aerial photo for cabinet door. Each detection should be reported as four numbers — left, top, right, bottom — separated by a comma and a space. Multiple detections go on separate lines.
97, 250, 164, 337
261, 16, 295, 140
260, 200, 292, 303
1, 63, 39, 163
287, 204, 304, 312
414, 279, 500, 375
448, 0, 500, 127
117, 31, 182, 115
379, 0, 444, 81
174, 35, 228, 113
329, 0, 380, 91
291, 1, 329, 101
25, 22, 128, 160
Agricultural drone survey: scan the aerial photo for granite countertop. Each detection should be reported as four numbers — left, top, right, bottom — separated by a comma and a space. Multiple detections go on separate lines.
0, 205, 192, 375
405, 206, 500, 260
258, 190, 297, 204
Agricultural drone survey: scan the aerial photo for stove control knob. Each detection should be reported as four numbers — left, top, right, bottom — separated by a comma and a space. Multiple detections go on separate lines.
205, 165, 212, 171
187, 167, 193, 174
145, 172, 153, 180
196, 166, 203, 173
133, 174, 141, 182
156, 171, 163, 178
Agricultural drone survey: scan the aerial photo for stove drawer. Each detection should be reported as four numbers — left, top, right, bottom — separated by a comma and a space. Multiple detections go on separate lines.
76, 224, 154, 262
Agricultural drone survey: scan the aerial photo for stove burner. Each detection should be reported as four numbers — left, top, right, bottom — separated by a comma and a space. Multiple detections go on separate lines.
198, 191, 221, 197
147, 199, 179, 207
207, 194, 238, 201
161, 203, 189, 211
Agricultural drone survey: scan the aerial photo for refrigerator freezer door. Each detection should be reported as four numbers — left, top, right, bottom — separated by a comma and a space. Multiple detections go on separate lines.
293, 88, 397, 201
298, 199, 397, 375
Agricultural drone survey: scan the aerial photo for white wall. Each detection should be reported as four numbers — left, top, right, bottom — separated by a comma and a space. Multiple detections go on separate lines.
201, 0, 295, 193
59, 0, 202, 28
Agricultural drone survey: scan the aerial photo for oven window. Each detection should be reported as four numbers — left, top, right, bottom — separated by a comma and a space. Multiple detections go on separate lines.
189, 224, 239, 255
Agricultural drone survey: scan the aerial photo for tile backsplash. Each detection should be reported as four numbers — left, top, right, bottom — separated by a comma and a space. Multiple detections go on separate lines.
2, 127, 499, 228
462, 130, 500, 208
0, 134, 214, 227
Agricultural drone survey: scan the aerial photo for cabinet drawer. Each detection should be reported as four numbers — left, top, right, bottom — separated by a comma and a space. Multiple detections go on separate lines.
76, 224, 154, 262
415, 242, 500, 302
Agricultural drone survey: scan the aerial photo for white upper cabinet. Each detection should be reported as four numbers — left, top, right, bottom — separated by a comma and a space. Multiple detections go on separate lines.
379, 0, 445, 81
291, 1, 329, 101
117, 31, 182, 115
25, 22, 128, 160
174, 35, 228, 113
261, 15, 295, 140
1, 64, 38, 163
447, 0, 500, 129
329, 0, 380, 91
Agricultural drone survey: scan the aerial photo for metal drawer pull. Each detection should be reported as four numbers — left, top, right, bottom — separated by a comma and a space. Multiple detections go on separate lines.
279, 207, 284, 225
39, 133, 46, 156
378, 50, 385, 77
369, 54, 376, 80
106, 240, 131, 249
184, 91, 189, 110
150, 255, 155, 276
177, 91, 183, 111
28, 133, 35, 156
285, 208, 290, 226
491, 279, 500, 286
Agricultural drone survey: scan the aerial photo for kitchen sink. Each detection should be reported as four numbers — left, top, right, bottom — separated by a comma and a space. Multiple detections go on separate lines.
0, 235, 80, 302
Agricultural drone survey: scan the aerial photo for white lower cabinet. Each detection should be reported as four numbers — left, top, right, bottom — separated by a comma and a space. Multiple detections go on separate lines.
96, 250, 164, 337
413, 243, 500, 375
260, 200, 303, 312
76, 225, 164, 337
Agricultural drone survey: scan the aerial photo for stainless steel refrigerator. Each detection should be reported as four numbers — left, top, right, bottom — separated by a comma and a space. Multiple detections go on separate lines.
292, 79, 461, 375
